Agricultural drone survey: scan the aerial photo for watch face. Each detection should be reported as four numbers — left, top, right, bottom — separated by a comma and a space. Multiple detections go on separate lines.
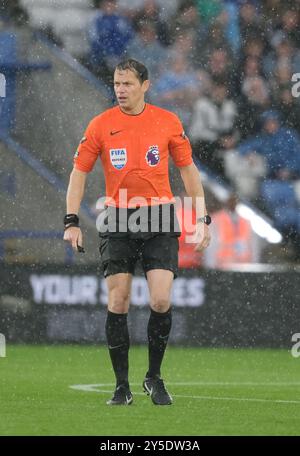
204, 215, 212, 225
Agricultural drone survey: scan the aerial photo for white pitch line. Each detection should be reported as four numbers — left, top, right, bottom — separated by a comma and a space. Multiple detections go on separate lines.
69, 383, 300, 405
70, 381, 300, 391
70, 383, 115, 392
172, 394, 300, 405
168, 382, 300, 387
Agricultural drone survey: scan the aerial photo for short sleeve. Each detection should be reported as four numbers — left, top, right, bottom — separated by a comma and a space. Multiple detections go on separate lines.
169, 115, 193, 168
73, 117, 101, 173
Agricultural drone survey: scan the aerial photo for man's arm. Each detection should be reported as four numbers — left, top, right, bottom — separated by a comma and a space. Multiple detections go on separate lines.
179, 162, 211, 251
63, 168, 87, 250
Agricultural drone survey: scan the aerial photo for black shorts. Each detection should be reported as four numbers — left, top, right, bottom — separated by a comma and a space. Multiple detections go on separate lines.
99, 234, 179, 278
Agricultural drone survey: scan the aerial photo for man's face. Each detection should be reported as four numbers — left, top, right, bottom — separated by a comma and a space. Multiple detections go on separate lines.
264, 119, 279, 134
102, 0, 117, 14
213, 85, 227, 103
114, 69, 149, 112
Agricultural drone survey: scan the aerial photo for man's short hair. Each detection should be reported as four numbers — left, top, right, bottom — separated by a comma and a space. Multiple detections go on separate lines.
115, 59, 149, 83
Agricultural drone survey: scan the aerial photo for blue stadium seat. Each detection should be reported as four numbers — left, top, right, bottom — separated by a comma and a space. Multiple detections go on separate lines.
0, 32, 17, 132
261, 180, 300, 231
0, 31, 51, 133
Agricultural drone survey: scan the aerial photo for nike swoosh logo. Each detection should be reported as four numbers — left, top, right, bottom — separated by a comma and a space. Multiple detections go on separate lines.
108, 343, 124, 350
158, 334, 169, 340
145, 384, 153, 396
126, 395, 133, 405
110, 130, 123, 135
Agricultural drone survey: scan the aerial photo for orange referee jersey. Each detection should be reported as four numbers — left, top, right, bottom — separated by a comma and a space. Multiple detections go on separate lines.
73, 103, 193, 208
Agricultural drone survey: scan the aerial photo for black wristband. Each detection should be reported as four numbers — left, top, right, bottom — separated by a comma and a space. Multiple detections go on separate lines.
64, 213, 79, 227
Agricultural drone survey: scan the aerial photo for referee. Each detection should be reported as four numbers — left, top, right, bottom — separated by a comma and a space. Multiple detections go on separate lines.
64, 59, 211, 406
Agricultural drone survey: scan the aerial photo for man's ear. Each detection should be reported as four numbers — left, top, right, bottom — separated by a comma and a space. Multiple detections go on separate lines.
143, 79, 150, 93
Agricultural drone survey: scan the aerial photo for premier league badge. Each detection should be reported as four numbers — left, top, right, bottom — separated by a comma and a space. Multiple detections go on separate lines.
145, 145, 160, 167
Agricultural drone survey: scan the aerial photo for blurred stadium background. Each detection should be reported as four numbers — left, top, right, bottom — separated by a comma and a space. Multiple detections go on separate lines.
1, 0, 300, 436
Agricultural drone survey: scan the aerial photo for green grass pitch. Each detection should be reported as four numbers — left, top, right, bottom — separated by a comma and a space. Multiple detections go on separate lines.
0, 345, 299, 436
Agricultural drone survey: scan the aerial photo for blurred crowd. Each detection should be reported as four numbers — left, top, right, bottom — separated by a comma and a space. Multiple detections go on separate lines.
1, 0, 300, 260
86, 0, 300, 258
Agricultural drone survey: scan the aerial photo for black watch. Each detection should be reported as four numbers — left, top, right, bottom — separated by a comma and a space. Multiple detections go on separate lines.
197, 215, 212, 225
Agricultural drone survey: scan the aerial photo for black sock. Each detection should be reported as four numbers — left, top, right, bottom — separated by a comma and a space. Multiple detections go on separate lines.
105, 311, 130, 387
147, 308, 172, 379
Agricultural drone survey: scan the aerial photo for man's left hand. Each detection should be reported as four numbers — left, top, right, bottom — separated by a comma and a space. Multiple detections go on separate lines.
194, 222, 211, 252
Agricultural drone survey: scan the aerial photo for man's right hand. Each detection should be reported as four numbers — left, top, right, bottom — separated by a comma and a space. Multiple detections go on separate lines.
63, 226, 84, 251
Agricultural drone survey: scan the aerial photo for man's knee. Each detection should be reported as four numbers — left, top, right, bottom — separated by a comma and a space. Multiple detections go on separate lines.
108, 291, 130, 313
150, 296, 170, 313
